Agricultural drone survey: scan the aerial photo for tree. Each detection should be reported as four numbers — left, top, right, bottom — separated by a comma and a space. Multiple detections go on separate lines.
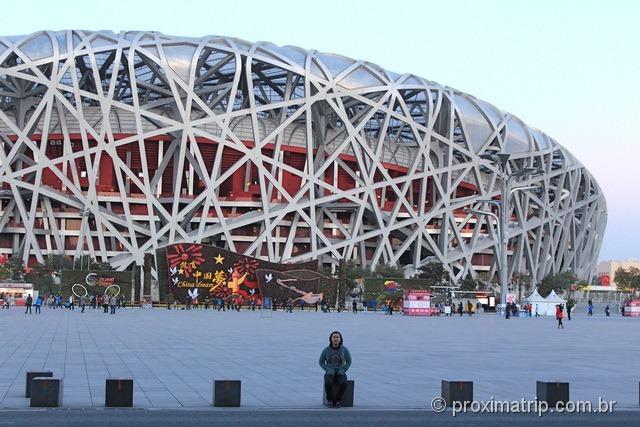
0, 264, 10, 281
344, 261, 375, 280
24, 262, 55, 295
459, 274, 481, 291
511, 272, 532, 301
416, 261, 448, 287
74, 255, 93, 270
538, 271, 577, 297
373, 264, 405, 278
90, 261, 113, 271
5, 256, 24, 281
45, 254, 73, 272
614, 267, 640, 292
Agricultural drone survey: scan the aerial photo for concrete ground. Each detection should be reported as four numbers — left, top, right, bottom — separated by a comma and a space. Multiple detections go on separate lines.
0, 305, 638, 410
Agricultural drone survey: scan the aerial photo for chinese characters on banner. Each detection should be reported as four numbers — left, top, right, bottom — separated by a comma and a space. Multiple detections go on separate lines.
163, 243, 317, 302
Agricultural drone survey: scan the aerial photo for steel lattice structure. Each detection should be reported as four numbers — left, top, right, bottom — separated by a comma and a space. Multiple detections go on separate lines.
0, 30, 606, 283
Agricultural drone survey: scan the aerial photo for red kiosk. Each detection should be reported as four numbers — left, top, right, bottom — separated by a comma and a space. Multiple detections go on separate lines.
0, 283, 34, 306
623, 299, 640, 317
402, 289, 435, 316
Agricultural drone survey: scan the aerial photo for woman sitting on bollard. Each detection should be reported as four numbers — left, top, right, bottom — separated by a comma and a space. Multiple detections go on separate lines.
319, 331, 352, 408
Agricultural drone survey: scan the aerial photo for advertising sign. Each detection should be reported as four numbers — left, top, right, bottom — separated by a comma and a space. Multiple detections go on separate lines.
60, 270, 132, 298
161, 244, 318, 302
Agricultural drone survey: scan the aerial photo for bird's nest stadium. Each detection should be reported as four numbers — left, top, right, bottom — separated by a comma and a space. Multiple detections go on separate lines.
0, 30, 606, 284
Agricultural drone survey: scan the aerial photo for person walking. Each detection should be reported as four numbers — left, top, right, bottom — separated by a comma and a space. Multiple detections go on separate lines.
319, 331, 352, 408
556, 304, 564, 329
109, 295, 117, 314
566, 302, 572, 320
587, 299, 593, 316
102, 295, 109, 314
352, 300, 358, 314
467, 300, 473, 316
457, 302, 463, 316
605, 304, 610, 317
68, 295, 75, 310
80, 295, 86, 313
34, 295, 42, 314
286, 298, 293, 313
25, 294, 33, 314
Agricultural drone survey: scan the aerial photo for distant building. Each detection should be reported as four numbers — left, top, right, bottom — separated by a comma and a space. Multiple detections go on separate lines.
596, 260, 640, 290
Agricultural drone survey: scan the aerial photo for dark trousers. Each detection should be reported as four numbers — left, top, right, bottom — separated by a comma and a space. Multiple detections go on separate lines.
35, 305, 41, 314
25, 304, 32, 314
110, 305, 116, 314
103, 304, 109, 313
324, 373, 347, 403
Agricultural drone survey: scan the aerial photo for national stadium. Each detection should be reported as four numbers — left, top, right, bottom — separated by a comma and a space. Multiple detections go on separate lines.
0, 30, 606, 284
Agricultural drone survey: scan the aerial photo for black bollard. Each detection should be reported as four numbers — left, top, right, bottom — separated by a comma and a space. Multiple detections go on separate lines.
213, 380, 241, 407
30, 377, 63, 407
441, 380, 473, 407
26, 371, 53, 398
536, 381, 569, 407
105, 378, 134, 407
322, 380, 354, 407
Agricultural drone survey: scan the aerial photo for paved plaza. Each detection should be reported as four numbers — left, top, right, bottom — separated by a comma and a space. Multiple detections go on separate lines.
0, 306, 639, 410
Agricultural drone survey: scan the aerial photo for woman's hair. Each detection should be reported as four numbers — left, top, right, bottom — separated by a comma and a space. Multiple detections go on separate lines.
329, 330, 343, 347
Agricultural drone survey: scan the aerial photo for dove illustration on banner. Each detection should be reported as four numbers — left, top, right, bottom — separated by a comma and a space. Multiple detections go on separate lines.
172, 277, 179, 284
265, 273, 273, 283
170, 267, 177, 276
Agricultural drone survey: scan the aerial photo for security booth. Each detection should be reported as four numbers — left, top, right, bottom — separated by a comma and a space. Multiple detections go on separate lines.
0, 283, 34, 306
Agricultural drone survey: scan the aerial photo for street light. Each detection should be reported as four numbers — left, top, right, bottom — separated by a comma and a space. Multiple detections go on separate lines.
475, 153, 544, 317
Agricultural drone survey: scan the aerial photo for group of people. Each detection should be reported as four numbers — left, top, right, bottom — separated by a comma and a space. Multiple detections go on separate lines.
22, 295, 42, 314
437, 301, 481, 316
0, 292, 16, 309
180, 296, 311, 312
18, 293, 124, 315
504, 301, 522, 319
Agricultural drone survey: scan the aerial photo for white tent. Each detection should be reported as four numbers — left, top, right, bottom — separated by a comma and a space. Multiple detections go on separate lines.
524, 288, 555, 316
543, 290, 567, 316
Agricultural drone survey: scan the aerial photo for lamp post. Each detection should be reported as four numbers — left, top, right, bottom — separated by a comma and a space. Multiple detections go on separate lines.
475, 153, 544, 316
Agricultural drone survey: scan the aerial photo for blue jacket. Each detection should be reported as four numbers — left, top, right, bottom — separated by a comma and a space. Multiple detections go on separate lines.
319, 345, 352, 375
